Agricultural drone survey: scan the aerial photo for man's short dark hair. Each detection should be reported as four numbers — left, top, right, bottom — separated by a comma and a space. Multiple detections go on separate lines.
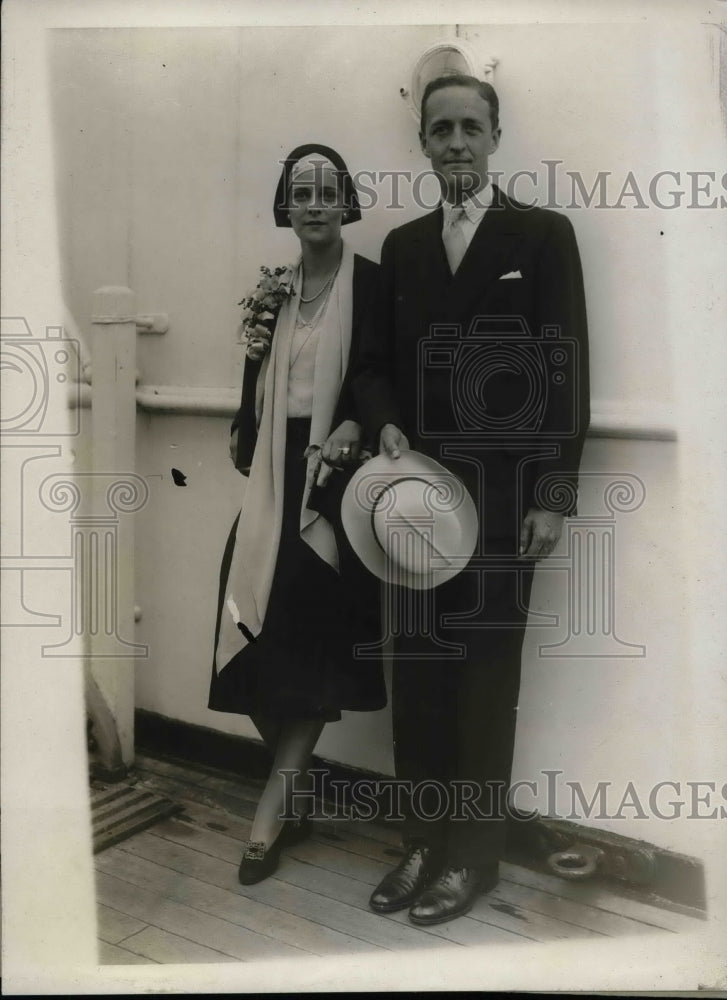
420, 75, 500, 132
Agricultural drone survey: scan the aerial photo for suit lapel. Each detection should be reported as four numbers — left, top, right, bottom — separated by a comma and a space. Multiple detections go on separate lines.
402, 190, 525, 327
409, 206, 451, 291
445, 186, 524, 325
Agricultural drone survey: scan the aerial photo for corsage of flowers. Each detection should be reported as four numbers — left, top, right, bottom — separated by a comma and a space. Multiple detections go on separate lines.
238, 264, 296, 361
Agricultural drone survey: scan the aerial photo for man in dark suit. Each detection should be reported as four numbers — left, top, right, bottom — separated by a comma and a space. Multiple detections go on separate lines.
351, 75, 590, 925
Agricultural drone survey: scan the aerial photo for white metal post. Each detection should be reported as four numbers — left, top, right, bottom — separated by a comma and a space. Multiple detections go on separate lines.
88, 285, 140, 768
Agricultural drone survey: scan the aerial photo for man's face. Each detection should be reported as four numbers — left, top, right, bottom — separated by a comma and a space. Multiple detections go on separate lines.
419, 85, 501, 202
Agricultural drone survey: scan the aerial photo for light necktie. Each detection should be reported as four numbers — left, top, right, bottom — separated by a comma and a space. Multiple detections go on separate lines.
442, 205, 468, 275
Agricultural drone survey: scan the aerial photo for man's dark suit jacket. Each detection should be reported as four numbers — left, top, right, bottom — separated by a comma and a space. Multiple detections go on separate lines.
352, 185, 590, 540
231, 252, 379, 526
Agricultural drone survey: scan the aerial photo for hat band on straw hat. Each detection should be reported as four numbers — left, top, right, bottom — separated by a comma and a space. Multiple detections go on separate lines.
369, 476, 464, 577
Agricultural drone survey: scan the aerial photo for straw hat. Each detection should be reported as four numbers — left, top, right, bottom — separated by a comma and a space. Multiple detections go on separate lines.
341, 451, 478, 589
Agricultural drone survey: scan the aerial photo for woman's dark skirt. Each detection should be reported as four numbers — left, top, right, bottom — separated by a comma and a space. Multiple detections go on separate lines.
209, 418, 386, 721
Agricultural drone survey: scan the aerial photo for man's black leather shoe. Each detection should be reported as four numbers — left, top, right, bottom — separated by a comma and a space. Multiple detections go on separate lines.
408, 863, 499, 925
369, 845, 439, 913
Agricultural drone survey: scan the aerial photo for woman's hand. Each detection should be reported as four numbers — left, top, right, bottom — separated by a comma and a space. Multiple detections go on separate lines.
229, 428, 239, 465
316, 420, 362, 487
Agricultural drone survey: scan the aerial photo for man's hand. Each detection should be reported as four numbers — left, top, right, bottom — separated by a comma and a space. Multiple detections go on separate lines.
229, 428, 239, 465
379, 423, 409, 459
519, 508, 564, 560
315, 420, 362, 488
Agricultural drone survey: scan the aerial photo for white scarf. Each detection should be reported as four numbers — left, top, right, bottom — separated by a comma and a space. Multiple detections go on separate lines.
215, 242, 354, 674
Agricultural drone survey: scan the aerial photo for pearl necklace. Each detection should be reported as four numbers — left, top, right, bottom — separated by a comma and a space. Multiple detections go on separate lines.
299, 261, 341, 303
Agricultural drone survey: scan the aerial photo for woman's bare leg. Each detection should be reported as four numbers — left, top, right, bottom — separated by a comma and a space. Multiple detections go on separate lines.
249, 718, 324, 848
249, 713, 282, 754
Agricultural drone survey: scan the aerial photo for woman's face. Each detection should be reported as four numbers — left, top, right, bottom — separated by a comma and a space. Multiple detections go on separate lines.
287, 166, 345, 249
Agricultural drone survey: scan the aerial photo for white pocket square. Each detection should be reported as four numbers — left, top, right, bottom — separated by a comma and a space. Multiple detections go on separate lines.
499, 270, 522, 279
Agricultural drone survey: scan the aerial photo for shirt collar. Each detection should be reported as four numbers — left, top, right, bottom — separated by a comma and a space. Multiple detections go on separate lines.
442, 181, 493, 224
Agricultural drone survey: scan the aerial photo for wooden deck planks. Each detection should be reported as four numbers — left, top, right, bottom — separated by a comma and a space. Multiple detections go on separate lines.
150, 817, 531, 947
98, 940, 159, 965
93, 753, 703, 965
96, 903, 148, 945
119, 925, 240, 964
155, 793, 688, 939
96, 847, 380, 956
498, 862, 702, 934
114, 830, 468, 952
146, 756, 703, 928
96, 869, 307, 961
133, 755, 214, 786
139, 815, 638, 946
134, 765, 258, 822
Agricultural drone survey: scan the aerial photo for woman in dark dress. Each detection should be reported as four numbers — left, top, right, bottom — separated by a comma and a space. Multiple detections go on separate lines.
209, 145, 385, 883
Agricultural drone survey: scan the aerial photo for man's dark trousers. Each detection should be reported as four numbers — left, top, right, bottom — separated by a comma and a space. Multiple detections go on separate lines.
387, 503, 535, 868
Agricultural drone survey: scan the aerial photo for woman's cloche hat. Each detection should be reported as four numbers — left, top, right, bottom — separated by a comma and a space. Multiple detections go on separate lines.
341, 451, 479, 589
273, 143, 362, 228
